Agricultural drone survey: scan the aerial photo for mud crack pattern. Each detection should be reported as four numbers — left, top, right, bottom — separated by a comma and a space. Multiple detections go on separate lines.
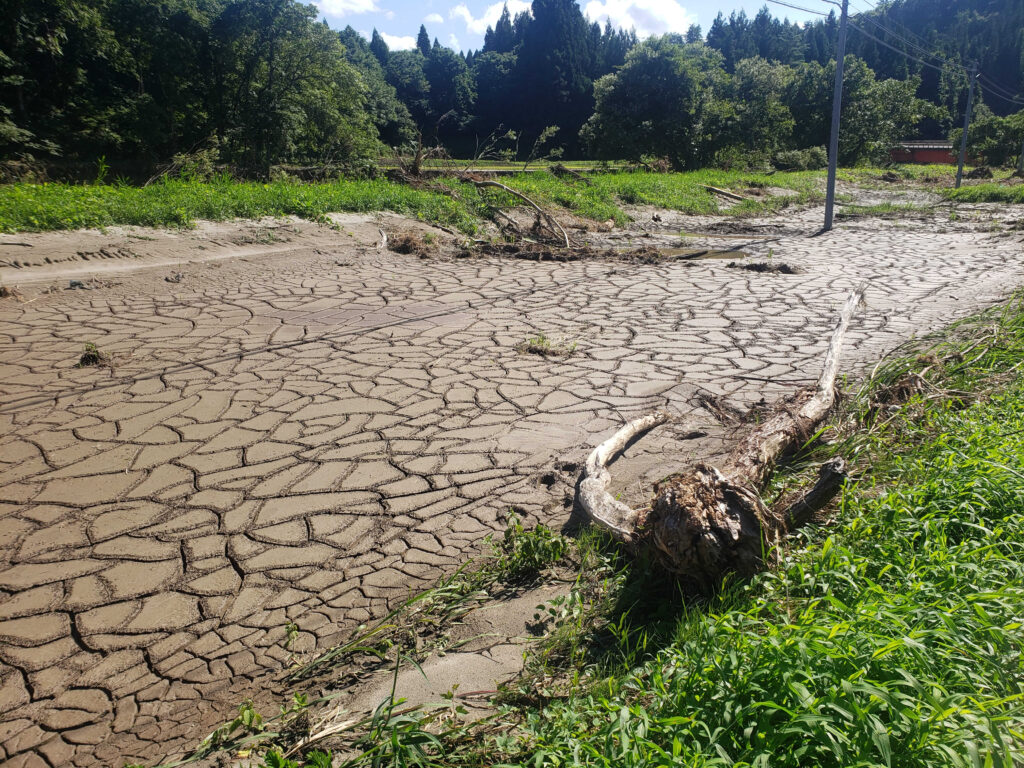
0, 217, 1021, 766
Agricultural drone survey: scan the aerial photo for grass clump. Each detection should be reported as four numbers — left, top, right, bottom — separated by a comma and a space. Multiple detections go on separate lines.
76, 342, 109, 368
516, 332, 578, 358
497, 296, 1024, 768
941, 183, 1024, 204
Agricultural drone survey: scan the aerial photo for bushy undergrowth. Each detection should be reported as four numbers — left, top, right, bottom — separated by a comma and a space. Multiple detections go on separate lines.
500, 298, 1024, 768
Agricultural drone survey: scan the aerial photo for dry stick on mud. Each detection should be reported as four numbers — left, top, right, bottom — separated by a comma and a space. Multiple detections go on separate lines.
580, 285, 866, 585
472, 179, 571, 247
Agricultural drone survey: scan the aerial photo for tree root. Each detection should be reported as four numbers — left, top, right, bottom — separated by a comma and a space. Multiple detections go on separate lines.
578, 285, 866, 583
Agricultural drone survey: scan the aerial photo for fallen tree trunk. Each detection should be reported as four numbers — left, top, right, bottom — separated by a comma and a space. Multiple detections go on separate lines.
700, 184, 750, 202
579, 285, 865, 585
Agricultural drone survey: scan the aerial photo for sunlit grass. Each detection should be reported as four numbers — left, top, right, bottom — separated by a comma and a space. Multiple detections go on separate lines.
942, 183, 1024, 203
0, 169, 827, 235
496, 295, 1024, 768
0, 176, 485, 234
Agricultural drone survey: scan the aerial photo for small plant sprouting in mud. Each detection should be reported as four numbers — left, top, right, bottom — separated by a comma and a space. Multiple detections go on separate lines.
76, 342, 111, 368
516, 332, 577, 358
493, 512, 569, 581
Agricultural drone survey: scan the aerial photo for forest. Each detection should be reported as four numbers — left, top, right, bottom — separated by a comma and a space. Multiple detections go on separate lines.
2, 0, 1023, 177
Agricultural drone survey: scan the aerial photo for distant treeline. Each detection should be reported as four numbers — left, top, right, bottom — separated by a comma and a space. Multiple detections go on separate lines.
2, 0, 1022, 177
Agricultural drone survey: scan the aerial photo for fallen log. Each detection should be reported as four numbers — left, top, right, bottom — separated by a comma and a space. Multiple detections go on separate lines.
579, 285, 865, 585
700, 184, 750, 202
472, 180, 571, 248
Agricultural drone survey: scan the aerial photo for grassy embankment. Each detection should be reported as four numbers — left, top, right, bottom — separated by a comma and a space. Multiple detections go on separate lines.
181, 294, 1024, 768
491, 296, 1024, 768
0, 170, 824, 235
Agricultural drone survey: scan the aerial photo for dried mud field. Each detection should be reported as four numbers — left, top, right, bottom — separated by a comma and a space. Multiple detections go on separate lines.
1, 197, 1022, 767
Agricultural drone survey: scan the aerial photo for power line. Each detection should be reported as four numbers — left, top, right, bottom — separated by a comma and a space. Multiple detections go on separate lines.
763, 0, 830, 18
977, 74, 1024, 105
843, 4, 1024, 106
847, 21, 949, 73
777, 0, 1024, 108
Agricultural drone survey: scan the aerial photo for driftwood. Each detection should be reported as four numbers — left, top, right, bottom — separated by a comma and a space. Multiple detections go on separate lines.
700, 183, 749, 201
579, 285, 865, 584
473, 180, 571, 248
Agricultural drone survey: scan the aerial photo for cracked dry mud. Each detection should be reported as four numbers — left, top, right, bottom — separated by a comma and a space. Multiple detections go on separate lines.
1, 204, 1022, 767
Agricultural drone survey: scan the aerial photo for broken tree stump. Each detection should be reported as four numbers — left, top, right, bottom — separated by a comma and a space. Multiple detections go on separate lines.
579, 285, 865, 585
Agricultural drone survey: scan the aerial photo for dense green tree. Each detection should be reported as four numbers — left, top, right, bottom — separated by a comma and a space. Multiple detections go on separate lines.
385, 50, 431, 130
369, 29, 388, 65
211, 0, 377, 174
514, 0, 594, 154
726, 56, 795, 156
471, 51, 518, 138
953, 103, 1024, 165
416, 25, 431, 57
424, 45, 475, 145
338, 26, 415, 147
483, 5, 516, 53
581, 36, 729, 169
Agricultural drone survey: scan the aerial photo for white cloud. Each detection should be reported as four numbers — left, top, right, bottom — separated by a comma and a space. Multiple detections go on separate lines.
424, 12, 444, 23
583, 0, 695, 38
380, 32, 417, 49
449, 0, 531, 35
315, 0, 381, 16
447, 32, 461, 49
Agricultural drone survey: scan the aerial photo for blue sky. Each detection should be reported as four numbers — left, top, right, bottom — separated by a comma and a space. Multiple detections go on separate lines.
313, 0, 822, 53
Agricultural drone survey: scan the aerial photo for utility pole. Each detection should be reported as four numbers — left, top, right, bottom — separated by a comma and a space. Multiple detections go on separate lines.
823, 0, 849, 232
1017, 135, 1024, 175
955, 63, 977, 189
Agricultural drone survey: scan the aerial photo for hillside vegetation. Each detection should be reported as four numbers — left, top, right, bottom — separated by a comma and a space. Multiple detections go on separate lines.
3, 0, 1022, 178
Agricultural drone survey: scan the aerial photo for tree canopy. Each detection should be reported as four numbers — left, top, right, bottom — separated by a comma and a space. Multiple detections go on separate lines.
1, 0, 1022, 174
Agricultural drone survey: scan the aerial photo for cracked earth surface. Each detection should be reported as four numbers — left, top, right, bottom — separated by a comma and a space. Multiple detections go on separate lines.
1, 204, 1022, 767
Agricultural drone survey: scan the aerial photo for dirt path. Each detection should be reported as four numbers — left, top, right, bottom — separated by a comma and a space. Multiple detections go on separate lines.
0, 204, 1022, 767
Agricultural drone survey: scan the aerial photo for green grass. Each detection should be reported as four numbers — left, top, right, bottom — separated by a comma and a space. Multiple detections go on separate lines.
481, 169, 824, 226
0, 177, 486, 234
492, 297, 1024, 768
941, 183, 1024, 204
837, 201, 935, 218
0, 170, 826, 235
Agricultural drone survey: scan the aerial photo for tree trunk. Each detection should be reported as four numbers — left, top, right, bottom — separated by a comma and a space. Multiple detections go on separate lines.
579, 286, 865, 586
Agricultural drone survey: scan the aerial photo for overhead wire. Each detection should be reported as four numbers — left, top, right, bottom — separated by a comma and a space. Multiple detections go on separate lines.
772, 0, 1024, 106
840, 0, 1024, 106
762, 0, 830, 18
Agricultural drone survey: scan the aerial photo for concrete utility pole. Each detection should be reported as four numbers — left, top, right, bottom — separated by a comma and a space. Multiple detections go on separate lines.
1018, 135, 1024, 174
955, 63, 978, 189
823, 0, 850, 232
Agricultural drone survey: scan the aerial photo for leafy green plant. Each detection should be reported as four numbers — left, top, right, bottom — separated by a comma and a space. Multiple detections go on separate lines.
492, 513, 569, 581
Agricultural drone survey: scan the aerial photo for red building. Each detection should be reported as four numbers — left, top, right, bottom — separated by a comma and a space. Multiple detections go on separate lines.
889, 140, 957, 164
